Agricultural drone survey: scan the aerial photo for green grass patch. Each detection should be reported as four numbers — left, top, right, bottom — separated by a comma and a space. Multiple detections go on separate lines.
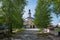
12, 28, 25, 33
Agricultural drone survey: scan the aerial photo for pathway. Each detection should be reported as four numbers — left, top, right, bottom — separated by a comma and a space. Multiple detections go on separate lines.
12, 28, 60, 40
1, 28, 60, 40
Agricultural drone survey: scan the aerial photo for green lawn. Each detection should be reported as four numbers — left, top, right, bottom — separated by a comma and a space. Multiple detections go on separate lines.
12, 28, 25, 33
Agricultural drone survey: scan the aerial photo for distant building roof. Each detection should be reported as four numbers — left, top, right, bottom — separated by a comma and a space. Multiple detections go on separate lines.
27, 17, 34, 19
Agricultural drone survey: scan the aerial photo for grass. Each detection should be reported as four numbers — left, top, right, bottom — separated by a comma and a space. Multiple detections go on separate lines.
12, 28, 25, 33
0, 28, 26, 38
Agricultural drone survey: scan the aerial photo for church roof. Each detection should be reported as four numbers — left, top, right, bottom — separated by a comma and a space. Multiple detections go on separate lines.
27, 17, 34, 19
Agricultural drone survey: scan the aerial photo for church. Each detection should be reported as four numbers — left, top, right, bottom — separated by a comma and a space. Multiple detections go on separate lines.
23, 9, 35, 28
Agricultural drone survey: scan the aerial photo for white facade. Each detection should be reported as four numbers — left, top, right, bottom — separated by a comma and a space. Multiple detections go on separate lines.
23, 9, 35, 28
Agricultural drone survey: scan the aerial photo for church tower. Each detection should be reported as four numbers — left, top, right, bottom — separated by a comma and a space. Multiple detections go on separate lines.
28, 9, 31, 18
23, 9, 35, 28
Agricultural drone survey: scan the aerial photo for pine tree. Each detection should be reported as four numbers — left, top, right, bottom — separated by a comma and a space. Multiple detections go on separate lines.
34, 0, 52, 28
1, 0, 26, 33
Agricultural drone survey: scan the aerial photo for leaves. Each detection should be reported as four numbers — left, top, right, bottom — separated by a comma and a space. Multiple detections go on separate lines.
1, 0, 26, 28
34, 0, 52, 28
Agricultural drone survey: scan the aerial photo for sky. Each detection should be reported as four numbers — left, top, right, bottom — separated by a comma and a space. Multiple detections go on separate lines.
23, 0, 37, 18
23, 0, 60, 26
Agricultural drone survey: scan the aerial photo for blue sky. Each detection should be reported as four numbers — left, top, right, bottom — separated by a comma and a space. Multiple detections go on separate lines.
23, 0, 60, 25
23, 0, 37, 18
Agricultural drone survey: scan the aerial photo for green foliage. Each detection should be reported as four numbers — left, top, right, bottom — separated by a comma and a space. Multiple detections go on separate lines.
1, 0, 26, 29
52, 0, 60, 17
34, 0, 60, 28
0, 8, 5, 24
34, 0, 52, 28
46, 0, 60, 17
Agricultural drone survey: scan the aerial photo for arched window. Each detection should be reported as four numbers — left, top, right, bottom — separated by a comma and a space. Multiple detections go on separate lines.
33, 25, 35, 28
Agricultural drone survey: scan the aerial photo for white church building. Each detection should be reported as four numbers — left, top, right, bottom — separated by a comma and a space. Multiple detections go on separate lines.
23, 9, 35, 28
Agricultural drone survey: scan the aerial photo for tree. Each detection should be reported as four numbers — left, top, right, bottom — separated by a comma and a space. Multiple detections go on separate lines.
52, 0, 60, 16
0, 9, 5, 25
34, 0, 52, 28
47, 0, 60, 23
1, 0, 26, 33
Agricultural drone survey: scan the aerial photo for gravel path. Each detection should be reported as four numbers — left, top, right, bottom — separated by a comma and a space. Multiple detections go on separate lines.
0, 29, 60, 40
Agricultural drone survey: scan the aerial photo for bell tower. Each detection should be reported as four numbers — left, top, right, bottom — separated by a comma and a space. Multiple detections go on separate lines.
28, 9, 31, 18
